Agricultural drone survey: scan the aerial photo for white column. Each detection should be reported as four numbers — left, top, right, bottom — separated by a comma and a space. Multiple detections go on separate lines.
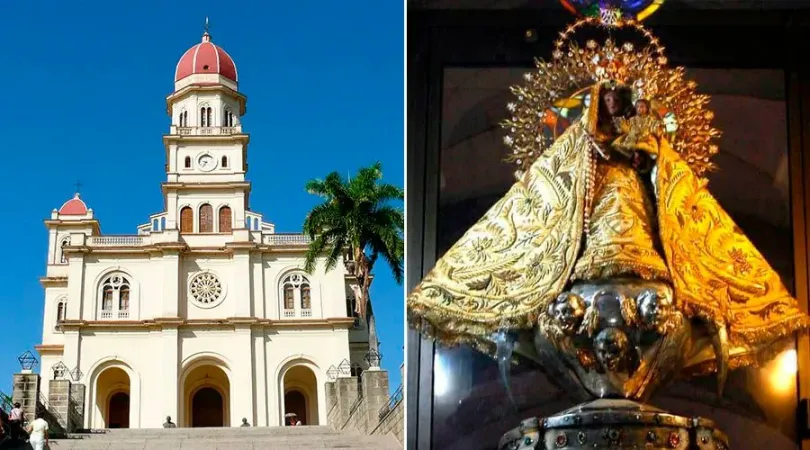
65, 235, 85, 320
234, 191, 247, 229
252, 254, 265, 318
166, 191, 179, 229
230, 326, 255, 426
47, 228, 57, 265
232, 250, 251, 317
130, 368, 142, 428
162, 251, 181, 317
316, 372, 327, 425
62, 330, 81, 373
254, 332, 268, 426
161, 327, 179, 425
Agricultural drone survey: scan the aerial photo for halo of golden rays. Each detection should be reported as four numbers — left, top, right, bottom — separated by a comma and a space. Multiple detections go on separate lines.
502, 17, 720, 178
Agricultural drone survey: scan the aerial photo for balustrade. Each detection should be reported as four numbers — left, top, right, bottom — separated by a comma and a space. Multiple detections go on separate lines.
265, 234, 311, 245
88, 236, 143, 246
173, 126, 242, 136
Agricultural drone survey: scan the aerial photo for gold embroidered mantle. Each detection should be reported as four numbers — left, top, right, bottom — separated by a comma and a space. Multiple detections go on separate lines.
408, 118, 809, 365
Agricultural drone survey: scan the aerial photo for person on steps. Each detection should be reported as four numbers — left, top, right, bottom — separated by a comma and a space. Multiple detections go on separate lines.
25, 411, 48, 450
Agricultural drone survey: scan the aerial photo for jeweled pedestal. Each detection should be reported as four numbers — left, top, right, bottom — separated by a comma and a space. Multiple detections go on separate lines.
501, 279, 731, 449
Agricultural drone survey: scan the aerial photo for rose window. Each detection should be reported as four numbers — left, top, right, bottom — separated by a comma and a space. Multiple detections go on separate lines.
190, 272, 223, 305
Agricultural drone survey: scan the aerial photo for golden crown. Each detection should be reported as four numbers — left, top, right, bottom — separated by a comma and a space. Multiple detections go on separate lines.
502, 17, 719, 178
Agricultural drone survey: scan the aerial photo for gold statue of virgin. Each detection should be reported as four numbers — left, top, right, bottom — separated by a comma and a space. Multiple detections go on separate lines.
408, 79, 809, 370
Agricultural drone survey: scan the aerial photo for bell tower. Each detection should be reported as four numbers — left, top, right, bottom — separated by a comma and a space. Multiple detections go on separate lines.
161, 26, 251, 234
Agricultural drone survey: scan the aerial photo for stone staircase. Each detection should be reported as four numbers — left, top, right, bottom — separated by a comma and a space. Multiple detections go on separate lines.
41, 426, 402, 449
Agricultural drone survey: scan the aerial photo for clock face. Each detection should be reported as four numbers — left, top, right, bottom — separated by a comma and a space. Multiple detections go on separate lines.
198, 154, 216, 172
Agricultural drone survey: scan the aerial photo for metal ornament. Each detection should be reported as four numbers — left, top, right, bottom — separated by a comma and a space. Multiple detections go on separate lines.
326, 365, 339, 381
499, 400, 729, 450
51, 361, 69, 380
337, 359, 352, 377
364, 349, 382, 368
17, 351, 39, 371
70, 366, 84, 382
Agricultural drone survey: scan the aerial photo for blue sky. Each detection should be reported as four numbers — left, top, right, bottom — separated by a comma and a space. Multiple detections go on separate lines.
0, 1, 404, 398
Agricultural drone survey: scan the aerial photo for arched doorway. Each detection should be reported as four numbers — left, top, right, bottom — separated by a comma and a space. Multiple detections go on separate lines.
94, 366, 131, 429
108, 392, 130, 428
181, 361, 230, 427
192, 387, 224, 427
284, 390, 307, 425
282, 365, 319, 425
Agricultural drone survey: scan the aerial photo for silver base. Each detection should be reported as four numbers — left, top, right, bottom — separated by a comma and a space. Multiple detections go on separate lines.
498, 399, 729, 450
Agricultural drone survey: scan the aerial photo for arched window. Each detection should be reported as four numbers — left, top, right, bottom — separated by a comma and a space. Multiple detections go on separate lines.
98, 274, 131, 320
199, 204, 213, 233
179, 110, 188, 127
102, 286, 113, 309
59, 237, 70, 264
119, 285, 130, 311
280, 273, 311, 317
152, 219, 159, 231
283, 286, 295, 311
221, 156, 228, 168
184, 156, 192, 168
56, 299, 66, 324
160, 217, 166, 230
199, 106, 212, 127
223, 108, 234, 127
301, 283, 311, 310
200, 106, 212, 127
218, 206, 232, 233
180, 207, 193, 233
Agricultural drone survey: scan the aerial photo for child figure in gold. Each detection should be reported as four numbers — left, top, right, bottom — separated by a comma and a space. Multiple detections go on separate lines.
408, 79, 808, 371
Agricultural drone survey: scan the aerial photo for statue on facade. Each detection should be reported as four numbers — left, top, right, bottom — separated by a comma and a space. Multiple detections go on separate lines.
408, 16, 810, 450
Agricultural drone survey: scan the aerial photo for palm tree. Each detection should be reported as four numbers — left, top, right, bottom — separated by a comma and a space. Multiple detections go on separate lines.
303, 162, 404, 326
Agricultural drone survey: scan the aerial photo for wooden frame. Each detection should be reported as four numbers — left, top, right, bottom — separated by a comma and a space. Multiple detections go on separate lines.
406, 7, 810, 449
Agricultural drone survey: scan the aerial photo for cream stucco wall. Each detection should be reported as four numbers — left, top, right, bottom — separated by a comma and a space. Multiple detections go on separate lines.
36, 52, 371, 429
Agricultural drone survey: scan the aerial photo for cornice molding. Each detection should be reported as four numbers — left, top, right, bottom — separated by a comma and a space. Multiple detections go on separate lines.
34, 344, 64, 355
162, 133, 250, 145
161, 181, 251, 195
40, 276, 68, 287
165, 84, 247, 116
56, 317, 354, 331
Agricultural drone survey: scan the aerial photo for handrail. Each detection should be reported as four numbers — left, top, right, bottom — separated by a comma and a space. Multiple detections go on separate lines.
0, 390, 12, 411
378, 384, 403, 420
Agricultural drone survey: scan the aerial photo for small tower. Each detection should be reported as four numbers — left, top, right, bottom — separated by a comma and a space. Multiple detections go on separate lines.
163, 23, 250, 235
45, 193, 99, 268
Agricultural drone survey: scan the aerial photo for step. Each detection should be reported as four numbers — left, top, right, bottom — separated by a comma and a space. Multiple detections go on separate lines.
67, 425, 342, 439
45, 426, 401, 450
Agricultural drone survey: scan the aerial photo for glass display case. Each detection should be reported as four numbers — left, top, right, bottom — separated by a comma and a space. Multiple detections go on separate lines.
407, 4, 810, 449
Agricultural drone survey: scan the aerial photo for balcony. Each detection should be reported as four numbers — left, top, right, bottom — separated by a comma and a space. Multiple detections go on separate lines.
282, 309, 313, 319
264, 234, 311, 246
118, 310, 129, 319
171, 126, 243, 136
89, 236, 144, 247
99, 311, 112, 319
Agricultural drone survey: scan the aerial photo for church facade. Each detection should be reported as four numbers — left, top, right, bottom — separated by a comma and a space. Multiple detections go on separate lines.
34, 29, 370, 429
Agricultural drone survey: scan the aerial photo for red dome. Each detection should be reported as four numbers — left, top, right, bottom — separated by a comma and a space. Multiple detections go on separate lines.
59, 194, 88, 215
174, 32, 238, 83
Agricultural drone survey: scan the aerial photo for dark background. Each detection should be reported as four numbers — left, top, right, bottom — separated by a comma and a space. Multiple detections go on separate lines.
407, 1, 810, 449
